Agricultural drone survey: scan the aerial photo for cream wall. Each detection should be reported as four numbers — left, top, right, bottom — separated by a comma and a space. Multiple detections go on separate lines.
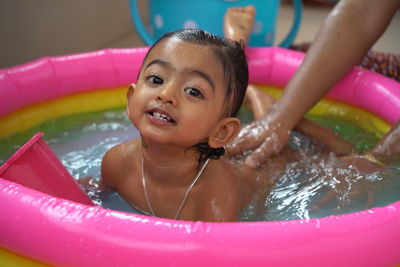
0, 1, 399, 69
0, 0, 146, 68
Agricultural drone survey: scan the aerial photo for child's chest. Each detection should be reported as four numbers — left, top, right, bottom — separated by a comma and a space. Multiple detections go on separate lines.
116, 170, 205, 220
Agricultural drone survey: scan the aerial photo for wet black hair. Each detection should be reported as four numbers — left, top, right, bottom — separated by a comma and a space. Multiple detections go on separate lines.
141, 29, 249, 164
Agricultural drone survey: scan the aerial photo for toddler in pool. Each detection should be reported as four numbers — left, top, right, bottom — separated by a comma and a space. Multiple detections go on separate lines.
100, 7, 400, 222
101, 28, 259, 221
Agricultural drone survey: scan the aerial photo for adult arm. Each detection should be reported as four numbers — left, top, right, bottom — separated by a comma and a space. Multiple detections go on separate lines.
227, 0, 399, 168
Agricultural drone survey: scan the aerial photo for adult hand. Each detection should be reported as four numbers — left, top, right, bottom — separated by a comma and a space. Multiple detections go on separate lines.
226, 114, 291, 168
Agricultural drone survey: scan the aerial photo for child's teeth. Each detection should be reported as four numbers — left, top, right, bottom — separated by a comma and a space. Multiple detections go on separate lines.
154, 112, 171, 121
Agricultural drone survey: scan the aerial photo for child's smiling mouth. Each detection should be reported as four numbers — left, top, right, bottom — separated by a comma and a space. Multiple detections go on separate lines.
146, 108, 177, 125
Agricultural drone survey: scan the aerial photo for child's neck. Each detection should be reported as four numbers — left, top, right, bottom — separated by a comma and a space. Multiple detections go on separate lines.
140, 137, 206, 187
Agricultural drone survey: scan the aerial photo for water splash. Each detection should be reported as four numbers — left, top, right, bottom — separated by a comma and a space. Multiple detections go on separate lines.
240, 132, 399, 221
1, 108, 399, 221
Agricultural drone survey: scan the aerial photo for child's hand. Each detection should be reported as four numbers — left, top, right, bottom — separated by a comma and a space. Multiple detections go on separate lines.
78, 176, 100, 190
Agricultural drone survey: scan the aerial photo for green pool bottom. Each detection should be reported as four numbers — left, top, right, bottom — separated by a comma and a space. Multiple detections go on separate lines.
2, 106, 397, 222
0, 106, 380, 164
238, 105, 380, 153
0, 108, 125, 164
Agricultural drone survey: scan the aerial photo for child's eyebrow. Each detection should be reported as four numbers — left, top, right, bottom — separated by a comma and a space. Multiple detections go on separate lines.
189, 69, 215, 92
145, 59, 215, 92
145, 59, 170, 70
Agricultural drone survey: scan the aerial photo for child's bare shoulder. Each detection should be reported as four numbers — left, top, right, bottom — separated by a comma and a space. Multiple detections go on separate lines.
196, 160, 244, 221
101, 138, 141, 189
205, 158, 261, 220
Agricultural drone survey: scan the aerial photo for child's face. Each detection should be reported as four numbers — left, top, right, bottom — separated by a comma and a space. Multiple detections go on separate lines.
128, 37, 229, 147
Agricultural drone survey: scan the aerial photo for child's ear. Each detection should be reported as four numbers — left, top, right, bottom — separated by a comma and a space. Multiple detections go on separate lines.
126, 84, 136, 119
208, 117, 241, 149
127, 83, 136, 100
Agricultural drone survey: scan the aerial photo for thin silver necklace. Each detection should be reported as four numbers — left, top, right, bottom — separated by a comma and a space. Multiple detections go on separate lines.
141, 156, 210, 220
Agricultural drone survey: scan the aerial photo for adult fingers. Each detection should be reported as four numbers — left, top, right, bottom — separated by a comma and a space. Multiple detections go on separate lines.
226, 122, 267, 156
244, 132, 284, 168
226, 133, 264, 156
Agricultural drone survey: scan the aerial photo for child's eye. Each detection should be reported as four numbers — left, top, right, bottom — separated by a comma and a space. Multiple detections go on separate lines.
146, 75, 163, 85
185, 87, 204, 99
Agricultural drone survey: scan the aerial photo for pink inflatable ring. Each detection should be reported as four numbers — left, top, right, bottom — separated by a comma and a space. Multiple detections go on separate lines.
1, 47, 400, 266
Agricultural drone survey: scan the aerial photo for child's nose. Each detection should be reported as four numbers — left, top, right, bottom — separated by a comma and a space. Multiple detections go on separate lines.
157, 83, 177, 106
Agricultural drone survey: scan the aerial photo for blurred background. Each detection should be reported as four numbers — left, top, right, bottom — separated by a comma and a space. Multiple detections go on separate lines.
0, 0, 399, 69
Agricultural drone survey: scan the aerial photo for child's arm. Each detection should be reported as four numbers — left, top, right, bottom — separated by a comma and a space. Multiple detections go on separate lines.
198, 193, 240, 222
100, 145, 126, 191
244, 85, 354, 156
77, 146, 123, 192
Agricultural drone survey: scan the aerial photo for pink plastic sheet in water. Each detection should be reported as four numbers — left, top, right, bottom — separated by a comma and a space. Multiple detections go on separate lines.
0, 132, 93, 206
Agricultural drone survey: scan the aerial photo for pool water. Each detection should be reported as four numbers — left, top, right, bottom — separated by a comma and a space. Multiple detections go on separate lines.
0, 107, 399, 221
240, 139, 400, 221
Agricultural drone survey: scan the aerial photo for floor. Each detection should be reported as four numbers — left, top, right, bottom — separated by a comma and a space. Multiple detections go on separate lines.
0, 1, 399, 69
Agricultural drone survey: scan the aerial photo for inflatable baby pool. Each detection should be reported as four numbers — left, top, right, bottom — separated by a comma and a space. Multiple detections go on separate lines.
0, 47, 400, 266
